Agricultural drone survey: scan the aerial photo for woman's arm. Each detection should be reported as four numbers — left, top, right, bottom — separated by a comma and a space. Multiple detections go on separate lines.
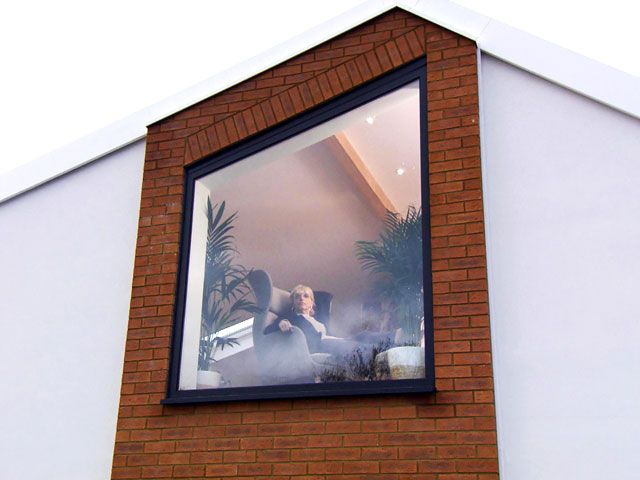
263, 316, 293, 334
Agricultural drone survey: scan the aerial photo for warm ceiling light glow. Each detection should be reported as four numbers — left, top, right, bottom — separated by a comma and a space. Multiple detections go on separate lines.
366, 116, 375, 124
396, 168, 405, 176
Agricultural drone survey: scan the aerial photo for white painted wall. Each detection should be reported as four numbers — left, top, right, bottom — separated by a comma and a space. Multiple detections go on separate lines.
0, 141, 145, 480
1, 48, 637, 480
479, 55, 640, 479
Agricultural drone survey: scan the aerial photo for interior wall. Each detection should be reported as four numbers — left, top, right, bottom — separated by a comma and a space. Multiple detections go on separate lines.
0, 141, 145, 480
201, 141, 384, 335
479, 55, 640, 479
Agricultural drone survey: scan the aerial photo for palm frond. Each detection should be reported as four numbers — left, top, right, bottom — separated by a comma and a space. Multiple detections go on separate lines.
355, 205, 425, 345
198, 196, 258, 370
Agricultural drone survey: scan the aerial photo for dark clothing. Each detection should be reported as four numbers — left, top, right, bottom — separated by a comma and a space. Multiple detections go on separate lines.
264, 311, 324, 353
263, 310, 384, 360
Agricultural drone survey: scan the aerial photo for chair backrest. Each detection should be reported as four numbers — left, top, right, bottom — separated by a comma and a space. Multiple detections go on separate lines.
247, 269, 335, 384
247, 269, 333, 332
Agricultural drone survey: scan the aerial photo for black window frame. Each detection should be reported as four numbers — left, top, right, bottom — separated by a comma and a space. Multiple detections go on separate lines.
163, 58, 435, 404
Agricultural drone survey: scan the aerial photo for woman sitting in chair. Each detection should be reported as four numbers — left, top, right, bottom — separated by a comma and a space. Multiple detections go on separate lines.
264, 284, 355, 357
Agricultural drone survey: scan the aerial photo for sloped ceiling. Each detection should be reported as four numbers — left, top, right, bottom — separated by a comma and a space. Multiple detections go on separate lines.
198, 82, 422, 334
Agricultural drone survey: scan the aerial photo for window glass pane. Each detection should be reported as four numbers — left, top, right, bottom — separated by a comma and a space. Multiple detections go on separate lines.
179, 80, 425, 390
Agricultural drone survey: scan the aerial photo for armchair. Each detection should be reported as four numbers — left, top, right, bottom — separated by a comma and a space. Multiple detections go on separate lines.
247, 269, 335, 385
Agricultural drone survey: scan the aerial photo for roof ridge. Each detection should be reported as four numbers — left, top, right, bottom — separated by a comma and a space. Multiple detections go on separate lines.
1, 0, 637, 204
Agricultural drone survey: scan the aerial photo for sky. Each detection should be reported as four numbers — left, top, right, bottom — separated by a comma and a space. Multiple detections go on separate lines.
1, 0, 638, 176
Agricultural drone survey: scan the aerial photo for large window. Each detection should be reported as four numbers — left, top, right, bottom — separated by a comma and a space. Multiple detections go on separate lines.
164, 60, 434, 403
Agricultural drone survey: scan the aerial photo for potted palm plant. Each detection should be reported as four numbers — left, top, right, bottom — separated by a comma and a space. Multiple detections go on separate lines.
197, 197, 258, 388
355, 206, 425, 379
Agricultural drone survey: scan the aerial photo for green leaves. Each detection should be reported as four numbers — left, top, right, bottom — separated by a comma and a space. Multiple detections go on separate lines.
355, 206, 424, 344
199, 196, 258, 371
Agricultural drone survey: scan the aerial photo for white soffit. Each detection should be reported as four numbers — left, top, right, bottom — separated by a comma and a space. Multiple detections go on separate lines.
1, 0, 638, 204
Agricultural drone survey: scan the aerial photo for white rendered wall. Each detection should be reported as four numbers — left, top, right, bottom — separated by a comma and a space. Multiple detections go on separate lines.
0, 141, 144, 479
479, 55, 640, 479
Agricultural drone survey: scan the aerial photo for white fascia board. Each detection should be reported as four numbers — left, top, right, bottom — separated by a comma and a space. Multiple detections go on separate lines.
2, 0, 638, 204
476, 20, 640, 120
0, 120, 146, 205
145, 0, 397, 128
404, 0, 491, 40
408, 0, 640, 119
0, 0, 395, 205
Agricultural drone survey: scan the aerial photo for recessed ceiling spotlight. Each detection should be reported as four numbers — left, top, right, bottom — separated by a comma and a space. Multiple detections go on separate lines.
366, 116, 375, 125
396, 168, 405, 176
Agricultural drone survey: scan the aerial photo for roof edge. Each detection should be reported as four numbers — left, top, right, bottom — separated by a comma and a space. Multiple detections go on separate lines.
410, 0, 639, 117
0, 0, 395, 205
2, 0, 638, 204
477, 19, 640, 119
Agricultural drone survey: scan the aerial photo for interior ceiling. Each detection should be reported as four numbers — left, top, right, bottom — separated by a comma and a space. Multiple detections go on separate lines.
196, 82, 422, 330
341, 84, 422, 214
201, 81, 422, 219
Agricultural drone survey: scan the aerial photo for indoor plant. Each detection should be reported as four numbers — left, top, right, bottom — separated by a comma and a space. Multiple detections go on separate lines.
198, 196, 258, 387
355, 206, 425, 379
355, 205, 424, 344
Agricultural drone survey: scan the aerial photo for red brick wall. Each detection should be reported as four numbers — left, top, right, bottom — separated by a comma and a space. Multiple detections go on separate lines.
113, 8, 498, 479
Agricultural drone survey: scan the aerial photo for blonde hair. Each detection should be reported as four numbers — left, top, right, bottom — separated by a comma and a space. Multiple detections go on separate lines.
290, 284, 315, 315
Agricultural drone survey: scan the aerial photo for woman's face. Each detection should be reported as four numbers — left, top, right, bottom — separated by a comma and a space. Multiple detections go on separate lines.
292, 289, 313, 314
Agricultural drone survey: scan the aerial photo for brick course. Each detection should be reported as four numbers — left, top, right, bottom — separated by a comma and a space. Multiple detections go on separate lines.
113, 8, 498, 479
